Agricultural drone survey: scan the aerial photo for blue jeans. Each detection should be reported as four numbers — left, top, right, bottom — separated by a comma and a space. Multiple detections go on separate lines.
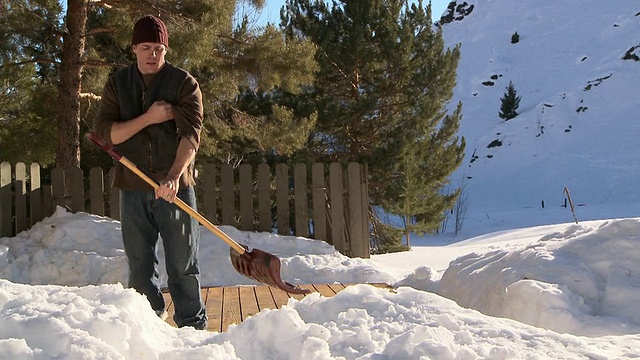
119, 188, 207, 330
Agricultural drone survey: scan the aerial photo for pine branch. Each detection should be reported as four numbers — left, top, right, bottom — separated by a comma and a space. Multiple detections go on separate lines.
84, 26, 117, 37
0, 58, 119, 69
82, 59, 121, 67
0, 58, 57, 68
79, 92, 101, 101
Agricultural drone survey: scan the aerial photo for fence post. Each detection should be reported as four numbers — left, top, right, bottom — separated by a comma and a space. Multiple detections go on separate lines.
1, 162, 12, 237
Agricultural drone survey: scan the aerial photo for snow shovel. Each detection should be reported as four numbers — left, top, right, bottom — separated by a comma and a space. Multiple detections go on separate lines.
86, 132, 309, 294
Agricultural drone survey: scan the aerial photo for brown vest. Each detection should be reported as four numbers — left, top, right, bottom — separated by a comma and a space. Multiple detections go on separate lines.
110, 63, 195, 190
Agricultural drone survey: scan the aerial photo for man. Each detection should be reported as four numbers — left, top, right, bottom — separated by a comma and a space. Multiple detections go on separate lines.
94, 15, 207, 330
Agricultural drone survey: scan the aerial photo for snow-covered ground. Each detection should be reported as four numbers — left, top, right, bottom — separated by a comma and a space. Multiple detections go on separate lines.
2, 207, 640, 359
442, 0, 640, 214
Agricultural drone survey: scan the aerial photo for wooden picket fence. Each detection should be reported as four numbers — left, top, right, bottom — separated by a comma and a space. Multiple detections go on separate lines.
0, 161, 370, 258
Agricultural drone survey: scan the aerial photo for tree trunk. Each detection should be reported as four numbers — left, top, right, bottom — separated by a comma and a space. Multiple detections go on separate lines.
56, 0, 88, 169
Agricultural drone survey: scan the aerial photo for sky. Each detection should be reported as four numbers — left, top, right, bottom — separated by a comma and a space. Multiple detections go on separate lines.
56, 1, 448, 23
4, 0, 640, 359
248, 0, 450, 26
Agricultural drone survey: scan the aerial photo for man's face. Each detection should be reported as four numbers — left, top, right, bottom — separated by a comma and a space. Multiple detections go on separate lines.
133, 42, 166, 74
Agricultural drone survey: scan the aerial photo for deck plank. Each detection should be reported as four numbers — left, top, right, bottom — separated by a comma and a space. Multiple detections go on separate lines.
254, 285, 277, 310
239, 286, 260, 321
205, 287, 223, 332
327, 283, 347, 294
162, 283, 391, 332
270, 286, 292, 308
313, 284, 338, 297
221, 287, 242, 332
289, 284, 315, 300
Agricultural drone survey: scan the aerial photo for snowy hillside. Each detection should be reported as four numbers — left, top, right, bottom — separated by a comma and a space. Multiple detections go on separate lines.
440, 0, 640, 229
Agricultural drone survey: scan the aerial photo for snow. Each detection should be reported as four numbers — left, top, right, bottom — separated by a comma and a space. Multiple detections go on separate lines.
3, 208, 640, 359
3, 0, 640, 358
442, 0, 640, 213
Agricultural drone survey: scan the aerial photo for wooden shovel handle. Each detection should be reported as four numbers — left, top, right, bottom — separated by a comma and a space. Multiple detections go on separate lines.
86, 133, 246, 254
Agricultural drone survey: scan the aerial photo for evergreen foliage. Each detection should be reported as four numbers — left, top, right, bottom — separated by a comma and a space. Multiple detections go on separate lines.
281, 0, 465, 243
0, 1, 63, 165
499, 81, 521, 120
369, 209, 409, 254
0, 0, 318, 170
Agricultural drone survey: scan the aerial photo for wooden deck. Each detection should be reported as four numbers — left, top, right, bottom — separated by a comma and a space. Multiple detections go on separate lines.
162, 283, 390, 332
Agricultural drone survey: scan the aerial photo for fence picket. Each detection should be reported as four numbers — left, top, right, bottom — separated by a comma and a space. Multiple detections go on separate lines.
107, 168, 119, 220
239, 164, 253, 231
90, 167, 105, 216
360, 163, 369, 258
347, 162, 366, 258
51, 168, 65, 209
1, 162, 12, 237
14, 162, 27, 234
311, 163, 327, 243
329, 163, 346, 255
201, 163, 217, 224
275, 164, 289, 235
257, 163, 271, 233
69, 167, 84, 213
294, 163, 308, 237
30, 163, 42, 225
42, 185, 53, 219
220, 164, 235, 227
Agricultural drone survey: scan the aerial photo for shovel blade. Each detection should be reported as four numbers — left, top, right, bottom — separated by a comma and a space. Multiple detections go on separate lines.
230, 246, 310, 294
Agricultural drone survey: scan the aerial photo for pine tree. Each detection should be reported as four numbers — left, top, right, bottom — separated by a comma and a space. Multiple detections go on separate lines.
281, 0, 465, 245
511, 31, 520, 44
499, 81, 521, 120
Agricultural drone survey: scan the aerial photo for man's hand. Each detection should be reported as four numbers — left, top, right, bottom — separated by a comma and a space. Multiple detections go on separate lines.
146, 100, 174, 124
156, 176, 180, 203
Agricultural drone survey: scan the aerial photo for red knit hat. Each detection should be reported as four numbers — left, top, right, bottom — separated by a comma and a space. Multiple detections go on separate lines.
131, 15, 168, 47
